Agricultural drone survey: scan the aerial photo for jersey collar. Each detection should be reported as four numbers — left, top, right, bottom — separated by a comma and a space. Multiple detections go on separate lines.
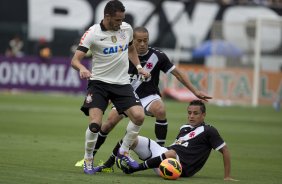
182, 122, 205, 129
138, 50, 149, 57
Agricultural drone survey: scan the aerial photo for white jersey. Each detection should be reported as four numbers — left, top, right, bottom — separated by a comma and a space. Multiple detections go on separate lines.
79, 22, 133, 84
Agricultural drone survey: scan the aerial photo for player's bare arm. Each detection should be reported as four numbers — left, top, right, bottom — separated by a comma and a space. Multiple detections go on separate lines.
128, 44, 150, 78
220, 146, 239, 181
71, 50, 91, 79
171, 68, 212, 101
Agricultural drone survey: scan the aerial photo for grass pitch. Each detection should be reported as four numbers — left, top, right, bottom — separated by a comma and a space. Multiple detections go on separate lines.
0, 92, 281, 184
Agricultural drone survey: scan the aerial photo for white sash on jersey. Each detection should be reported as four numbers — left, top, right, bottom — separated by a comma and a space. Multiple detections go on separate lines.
131, 53, 158, 91
172, 126, 204, 146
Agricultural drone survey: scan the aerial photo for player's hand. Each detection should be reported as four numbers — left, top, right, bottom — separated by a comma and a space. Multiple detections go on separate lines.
79, 68, 92, 79
224, 177, 239, 181
137, 68, 151, 79
194, 91, 212, 102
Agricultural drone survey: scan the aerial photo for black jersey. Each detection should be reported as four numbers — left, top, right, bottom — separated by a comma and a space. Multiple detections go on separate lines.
129, 47, 175, 99
167, 123, 225, 177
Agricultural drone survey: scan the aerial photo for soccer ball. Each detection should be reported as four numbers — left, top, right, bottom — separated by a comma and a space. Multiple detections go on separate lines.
159, 158, 182, 180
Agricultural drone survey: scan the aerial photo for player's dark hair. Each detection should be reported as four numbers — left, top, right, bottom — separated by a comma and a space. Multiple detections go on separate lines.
134, 27, 149, 34
104, 0, 125, 16
189, 100, 206, 113
133, 27, 149, 38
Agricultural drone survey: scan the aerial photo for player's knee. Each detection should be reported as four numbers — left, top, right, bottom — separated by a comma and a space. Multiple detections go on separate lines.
154, 109, 166, 119
133, 112, 145, 125
126, 106, 145, 125
149, 100, 166, 117
89, 123, 101, 133
150, 105, 166, 119
129, 110, 144, 124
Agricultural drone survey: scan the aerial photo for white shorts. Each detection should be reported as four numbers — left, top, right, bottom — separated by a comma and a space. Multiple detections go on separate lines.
132, 136, 179, 176
140, 94, 161, 116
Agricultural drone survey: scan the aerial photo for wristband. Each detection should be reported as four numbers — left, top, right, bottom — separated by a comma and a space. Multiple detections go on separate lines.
136, 64, 142, 70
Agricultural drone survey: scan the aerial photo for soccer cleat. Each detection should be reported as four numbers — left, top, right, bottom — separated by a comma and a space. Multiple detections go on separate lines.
115, 157, 136, 174
95, 165, 114, 173
83, 158, 98, 174
116, 150, 139, 169
75, 158, 84, 167
95, 160, 114, 173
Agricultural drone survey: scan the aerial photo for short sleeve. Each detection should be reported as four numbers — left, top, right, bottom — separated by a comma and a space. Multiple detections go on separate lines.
207, 125, 225, 150
79, 27, 94, 49
157, 51, 175, 74
128, 24, 133, 43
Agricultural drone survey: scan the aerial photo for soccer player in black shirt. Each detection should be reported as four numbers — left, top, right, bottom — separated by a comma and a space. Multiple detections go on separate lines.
116, 100, 237, 180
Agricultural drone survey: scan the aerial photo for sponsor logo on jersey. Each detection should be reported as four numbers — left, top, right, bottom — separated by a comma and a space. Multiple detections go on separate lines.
103, 44, 128, 54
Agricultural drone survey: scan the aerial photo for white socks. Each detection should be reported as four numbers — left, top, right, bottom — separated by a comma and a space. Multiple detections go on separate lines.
119, 121, 141, 154
84, 127, 98, 159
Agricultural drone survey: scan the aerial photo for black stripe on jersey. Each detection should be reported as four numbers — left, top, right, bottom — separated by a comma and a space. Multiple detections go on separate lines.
77, 46, 89, 53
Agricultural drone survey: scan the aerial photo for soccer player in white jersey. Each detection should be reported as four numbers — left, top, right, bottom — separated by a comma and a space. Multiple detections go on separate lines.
117, 100, 238, 181
74, 27, 212, 170
71, 0, 150, 174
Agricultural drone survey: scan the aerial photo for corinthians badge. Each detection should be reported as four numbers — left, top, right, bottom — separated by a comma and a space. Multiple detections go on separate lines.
119, 30, 126, 40
86, 93, 93, 103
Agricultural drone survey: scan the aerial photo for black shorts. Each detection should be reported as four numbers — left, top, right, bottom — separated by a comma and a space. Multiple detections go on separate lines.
80, 80, 142, 116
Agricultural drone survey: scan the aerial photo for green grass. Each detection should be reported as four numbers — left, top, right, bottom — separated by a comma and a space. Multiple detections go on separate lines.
0, 92, 282, 184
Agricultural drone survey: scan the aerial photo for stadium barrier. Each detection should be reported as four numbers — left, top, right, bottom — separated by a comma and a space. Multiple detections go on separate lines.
0, 55, 89, 94
1, 56, 281, 106
162, 64, 282, 106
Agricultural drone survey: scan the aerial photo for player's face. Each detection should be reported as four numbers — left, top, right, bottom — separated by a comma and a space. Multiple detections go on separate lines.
187, 105, 205, 126
107, 11, 125, 31
133, 32, 149, 55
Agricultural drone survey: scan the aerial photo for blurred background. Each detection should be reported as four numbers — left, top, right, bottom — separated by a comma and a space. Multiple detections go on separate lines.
0, 0, 282, 108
